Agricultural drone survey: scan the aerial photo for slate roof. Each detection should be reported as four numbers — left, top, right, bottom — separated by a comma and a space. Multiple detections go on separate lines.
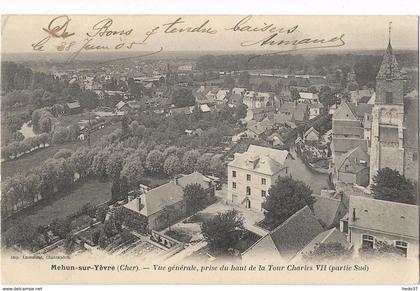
312, 195, 348, 228
299, 92, 319, 101
124, 172, 211, 217
243, 206, 324, 261
297, 228, 352, 258
270, 112, 290, 125
350, 89, 373, 102
293, 103, 308, 122
229, 145, 290, 175
376, 42, 404, 80
336, 145, 369, 174
348, 196, 419, 239
332, 138, 366, 153
347, 103, 373, 120
177, 171, 212, 190
246, 118, 273, 135
115, 101, 129, 110
232, 87, 246, 95
304, 127, 319, 139
66, 101, 81, 109
124, 181, 184, 217
216, 89, 230, 101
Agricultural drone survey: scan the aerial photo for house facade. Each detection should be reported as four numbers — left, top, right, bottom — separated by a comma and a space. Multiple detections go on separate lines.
123, 172, 215, 230
340, 196, 419, 259
335, 145, 370, 186
227, 145, 291, 212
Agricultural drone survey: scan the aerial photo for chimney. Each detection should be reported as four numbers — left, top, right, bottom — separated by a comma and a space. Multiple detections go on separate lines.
138, 196, 142, 211
352, 208, 356, 222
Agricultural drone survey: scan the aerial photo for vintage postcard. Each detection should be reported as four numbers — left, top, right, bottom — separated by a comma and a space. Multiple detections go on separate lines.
0, 15, 419, 285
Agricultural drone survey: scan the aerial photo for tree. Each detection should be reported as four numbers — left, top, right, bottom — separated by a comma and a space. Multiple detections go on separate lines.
121, 115, 130, 135
172, 88, 195, 108
238, 71, 250, 87
257, 81, 272, 92
318, 85, 337, 108
96, 205, 109, 223
161, 204, 181, 231
222, 75, 235, 89
195, 153, 213, 174
209, 155, 225, 178
145, 150, 164, 174
51, 126, 69, 144
371, 167, 416, 205
163, 155, 181, 177
201, 209, 244, 253
106, 151, 125, 179
234, 103, 248, 119
121, 156, 144, 190
50, 218, 71, 239
25, 173, 41, 203
68, 146, 93, 178
111, 178, 121, 202
182, 150, 200, 174
91, 229, 101, 245
162, 146, 178, 159
262, 177, 315, 229
53, 149, 73, 159
68, 124, 80, 141
183, 183, 207, 214
303, 242, 352, 262
120, 176, 129, 202
4, 219, 37, 247
359, 240, 406, 260
90, 146, 112, 178
129, 120, 146, 137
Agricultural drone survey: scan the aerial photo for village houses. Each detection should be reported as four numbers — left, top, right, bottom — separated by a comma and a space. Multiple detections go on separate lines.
227, 145, 292, 212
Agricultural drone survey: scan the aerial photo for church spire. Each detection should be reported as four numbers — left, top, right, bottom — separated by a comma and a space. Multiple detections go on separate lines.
386, 21, 393, 52
376, 22, 402, 80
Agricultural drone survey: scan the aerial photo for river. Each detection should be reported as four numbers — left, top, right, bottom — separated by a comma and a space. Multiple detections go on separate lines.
287, 147, 330, 194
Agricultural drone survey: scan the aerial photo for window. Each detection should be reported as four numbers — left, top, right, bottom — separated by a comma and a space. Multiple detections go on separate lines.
246, 186, 251, 196
261, 178, 266, 185
261, 190, 266, 197
413, 153, 417, 162
385, 92, 393, 104
341, 220, 348, 234
232, 182, 236, 189
232, 170, 236, 178
247, 174, 251, 181
362, 234, 375, 249
395, 241, 408, 257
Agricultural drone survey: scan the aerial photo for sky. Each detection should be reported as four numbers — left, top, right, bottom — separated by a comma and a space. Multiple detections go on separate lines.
1, 15, 418, 55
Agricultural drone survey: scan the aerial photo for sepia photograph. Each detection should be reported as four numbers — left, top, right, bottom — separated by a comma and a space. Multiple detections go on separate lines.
0, 12, 419, 286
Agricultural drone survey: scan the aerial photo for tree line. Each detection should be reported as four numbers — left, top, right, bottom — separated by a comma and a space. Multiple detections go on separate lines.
1, 118, 226, 218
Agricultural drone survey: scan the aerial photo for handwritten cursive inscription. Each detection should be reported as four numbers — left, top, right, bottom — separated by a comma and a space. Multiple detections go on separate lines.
31, 15, 347, 63
162, 17, 217, 34
87, 18, 134, 38
226, 15, 298, 34
32, 15, 75, 51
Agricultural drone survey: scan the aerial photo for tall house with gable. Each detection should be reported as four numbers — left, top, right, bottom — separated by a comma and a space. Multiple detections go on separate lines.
369, 39, 407, 185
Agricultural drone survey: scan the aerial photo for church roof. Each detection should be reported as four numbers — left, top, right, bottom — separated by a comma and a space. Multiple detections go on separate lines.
376, 42, 404, 80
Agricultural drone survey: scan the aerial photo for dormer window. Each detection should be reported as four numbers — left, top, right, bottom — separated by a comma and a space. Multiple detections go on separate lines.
395, 241, 408, 257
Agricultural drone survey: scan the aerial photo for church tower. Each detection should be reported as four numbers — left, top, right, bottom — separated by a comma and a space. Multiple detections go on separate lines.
369, 24, 406, 185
